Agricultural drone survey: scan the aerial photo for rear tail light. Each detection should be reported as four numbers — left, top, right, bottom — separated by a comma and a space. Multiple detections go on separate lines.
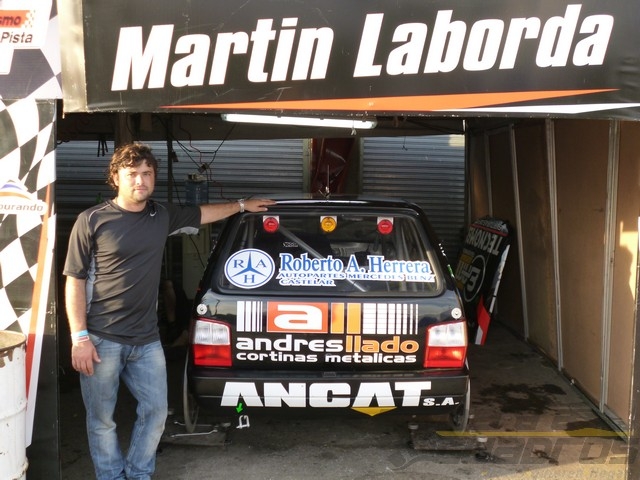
192, 318, 232, 367
424, 320, 467, 369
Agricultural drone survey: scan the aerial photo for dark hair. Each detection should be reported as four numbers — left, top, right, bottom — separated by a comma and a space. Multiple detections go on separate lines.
107, 143, 158, 191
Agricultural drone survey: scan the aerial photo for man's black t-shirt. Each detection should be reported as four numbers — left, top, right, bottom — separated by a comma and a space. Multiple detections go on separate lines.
64, 200, 201, 345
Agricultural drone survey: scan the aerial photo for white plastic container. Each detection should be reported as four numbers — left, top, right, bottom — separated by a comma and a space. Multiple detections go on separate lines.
0, 331, 28, 480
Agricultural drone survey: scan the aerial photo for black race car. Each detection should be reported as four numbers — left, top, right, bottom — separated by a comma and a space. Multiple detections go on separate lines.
183, 196, 470, 433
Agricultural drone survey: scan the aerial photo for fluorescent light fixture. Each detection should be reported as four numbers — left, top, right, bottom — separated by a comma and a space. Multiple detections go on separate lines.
221, 113, 377, 129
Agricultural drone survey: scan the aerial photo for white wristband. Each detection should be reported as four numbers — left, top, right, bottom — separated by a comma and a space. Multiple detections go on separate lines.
238, 199, 245, 213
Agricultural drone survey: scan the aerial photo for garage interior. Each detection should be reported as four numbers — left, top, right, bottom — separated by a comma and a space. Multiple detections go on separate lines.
55, 109, 640, 439
467, 117, 639, 438
3, 1, 637, 478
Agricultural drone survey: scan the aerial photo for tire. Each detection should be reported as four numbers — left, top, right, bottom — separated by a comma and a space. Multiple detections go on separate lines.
182, 355, 199, 433
449, 381, 470, 432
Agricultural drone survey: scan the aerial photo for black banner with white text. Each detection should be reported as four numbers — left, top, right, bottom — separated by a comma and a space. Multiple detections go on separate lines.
60, 0, 640, 119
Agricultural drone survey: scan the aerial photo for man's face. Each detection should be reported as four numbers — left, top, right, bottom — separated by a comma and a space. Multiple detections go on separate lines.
113, 161, 155, 205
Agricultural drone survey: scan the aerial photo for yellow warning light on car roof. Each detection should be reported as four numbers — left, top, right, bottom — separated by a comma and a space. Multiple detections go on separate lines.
320, 216, 337, 233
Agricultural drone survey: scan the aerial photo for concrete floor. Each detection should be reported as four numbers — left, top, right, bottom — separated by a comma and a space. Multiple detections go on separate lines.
59, 323, 630, 479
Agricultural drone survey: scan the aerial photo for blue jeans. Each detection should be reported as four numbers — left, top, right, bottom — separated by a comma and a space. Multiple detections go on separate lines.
80, 336, 167, 480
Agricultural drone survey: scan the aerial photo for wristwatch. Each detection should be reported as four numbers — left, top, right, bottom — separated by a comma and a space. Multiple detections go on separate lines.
238, 198, 245, 213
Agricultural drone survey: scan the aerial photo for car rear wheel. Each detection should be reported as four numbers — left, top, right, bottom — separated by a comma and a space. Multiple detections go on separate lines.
449, 382, 470, 432
182, 356, 199, 433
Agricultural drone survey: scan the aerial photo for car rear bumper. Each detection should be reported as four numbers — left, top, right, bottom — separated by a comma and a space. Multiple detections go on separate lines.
188, 367, 469, 417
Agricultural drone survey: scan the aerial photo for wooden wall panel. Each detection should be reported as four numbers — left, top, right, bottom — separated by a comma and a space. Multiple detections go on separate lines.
513, 122, 557, 360
607, 122, 640, 427
554, 119, 609, 402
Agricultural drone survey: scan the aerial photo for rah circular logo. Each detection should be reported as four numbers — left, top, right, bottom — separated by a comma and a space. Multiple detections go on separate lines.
224, 249, 275, 289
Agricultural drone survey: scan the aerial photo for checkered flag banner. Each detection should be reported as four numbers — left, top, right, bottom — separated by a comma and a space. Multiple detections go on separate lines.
0, 97, 56, 446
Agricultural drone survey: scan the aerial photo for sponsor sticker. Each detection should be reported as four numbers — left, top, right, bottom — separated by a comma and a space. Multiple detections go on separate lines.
0, 180, 47, 215
225, 249, 436, 289
277, 252, 435, 287
219, 380, 446, 413
224, 248, 275, 289
236, 300, 421, 365
0, 0, 52, 74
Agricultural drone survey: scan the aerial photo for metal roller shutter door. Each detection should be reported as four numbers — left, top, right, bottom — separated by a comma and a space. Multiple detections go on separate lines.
362, 135, 465, 261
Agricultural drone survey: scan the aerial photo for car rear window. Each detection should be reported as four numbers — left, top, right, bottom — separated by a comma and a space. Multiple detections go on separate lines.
217, 209, 445, 296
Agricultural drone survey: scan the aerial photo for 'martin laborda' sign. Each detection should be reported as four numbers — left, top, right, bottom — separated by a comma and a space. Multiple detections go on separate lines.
60, 0, 640, 119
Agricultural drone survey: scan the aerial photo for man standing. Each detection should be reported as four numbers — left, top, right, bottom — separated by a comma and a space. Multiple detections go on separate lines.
64, 143, 274, 479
